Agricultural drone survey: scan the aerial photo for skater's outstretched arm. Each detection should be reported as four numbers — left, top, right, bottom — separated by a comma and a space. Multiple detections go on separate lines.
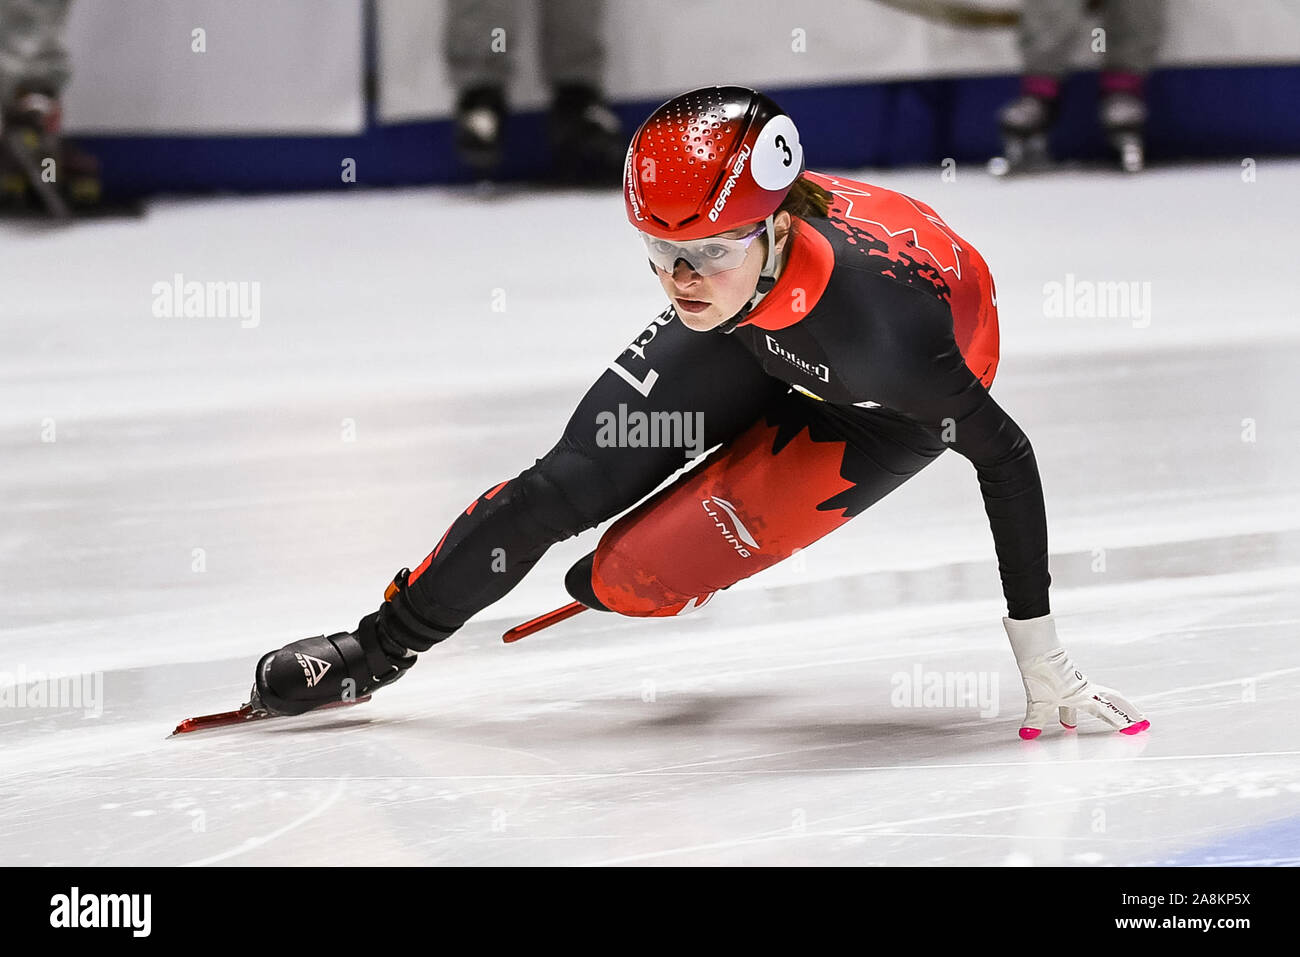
834, 272, 1050, 621
848, 275, 1147, 738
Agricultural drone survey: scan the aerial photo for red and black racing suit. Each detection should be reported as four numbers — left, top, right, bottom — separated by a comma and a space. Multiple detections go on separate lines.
390, 171, 1047, 651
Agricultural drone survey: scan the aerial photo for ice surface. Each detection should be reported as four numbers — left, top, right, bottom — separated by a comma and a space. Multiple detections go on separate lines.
2, 163, 1298, 865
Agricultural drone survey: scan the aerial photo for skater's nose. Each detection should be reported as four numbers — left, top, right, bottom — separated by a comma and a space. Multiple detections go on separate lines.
671, 257, 702, 286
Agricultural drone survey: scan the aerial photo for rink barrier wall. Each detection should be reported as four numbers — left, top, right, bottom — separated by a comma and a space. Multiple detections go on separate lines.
75, 65, 1300, 197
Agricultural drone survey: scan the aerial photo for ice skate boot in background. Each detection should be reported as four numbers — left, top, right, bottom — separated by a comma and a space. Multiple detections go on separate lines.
1100, 90, 1147, 173
453, 85, 506, 181
548, 83, 625, 187
988, 91, 1059, 177
0, 89, 100, 216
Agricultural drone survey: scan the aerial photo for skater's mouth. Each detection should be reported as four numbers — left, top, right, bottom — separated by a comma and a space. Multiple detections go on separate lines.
674, 297, 711, 314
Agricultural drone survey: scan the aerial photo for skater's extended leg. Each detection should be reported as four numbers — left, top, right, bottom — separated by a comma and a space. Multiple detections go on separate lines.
252, 312, 785, 714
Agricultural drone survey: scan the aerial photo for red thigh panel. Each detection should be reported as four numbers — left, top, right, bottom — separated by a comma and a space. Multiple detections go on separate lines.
590, 413, 859, 617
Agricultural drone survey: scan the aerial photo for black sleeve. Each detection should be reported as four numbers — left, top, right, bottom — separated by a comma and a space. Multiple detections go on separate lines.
854, 278, 1051, 620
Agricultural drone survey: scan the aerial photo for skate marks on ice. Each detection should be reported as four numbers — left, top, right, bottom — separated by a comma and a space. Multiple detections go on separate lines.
2, 567, 1299, 865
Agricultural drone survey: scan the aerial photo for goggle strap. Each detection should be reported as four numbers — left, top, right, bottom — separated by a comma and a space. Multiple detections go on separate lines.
760, 214, 777, 278
747, 214, 778, 311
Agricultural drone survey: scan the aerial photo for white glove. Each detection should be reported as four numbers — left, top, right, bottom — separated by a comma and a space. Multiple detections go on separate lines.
1003, 614, 1150, 739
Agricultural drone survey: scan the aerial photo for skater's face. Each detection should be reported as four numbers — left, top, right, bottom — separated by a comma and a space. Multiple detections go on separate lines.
651, 212, 793, 332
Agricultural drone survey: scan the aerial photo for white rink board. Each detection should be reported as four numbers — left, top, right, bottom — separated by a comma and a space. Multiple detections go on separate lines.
61, 0, 365, 134
377, 0, 1300, 122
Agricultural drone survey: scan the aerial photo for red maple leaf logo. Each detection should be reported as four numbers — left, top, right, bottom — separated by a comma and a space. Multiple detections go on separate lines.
816, 175, 964, 281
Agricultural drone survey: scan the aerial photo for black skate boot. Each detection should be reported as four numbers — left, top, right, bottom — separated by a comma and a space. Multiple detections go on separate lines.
547, 83, 625, 187
250, 567, 458, 716
0, 89, 101, 216
989, 92, 1059, 177
0, 128, 26, 209
453, 85, 506, 180
1099, 91, 1147, 173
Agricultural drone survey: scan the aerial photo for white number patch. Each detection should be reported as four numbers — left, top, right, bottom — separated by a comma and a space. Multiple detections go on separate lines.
750, 114, 803, 191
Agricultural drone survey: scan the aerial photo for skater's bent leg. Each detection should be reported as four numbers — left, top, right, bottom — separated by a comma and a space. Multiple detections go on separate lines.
395, 310, 786, 646
589, 394, 950, 615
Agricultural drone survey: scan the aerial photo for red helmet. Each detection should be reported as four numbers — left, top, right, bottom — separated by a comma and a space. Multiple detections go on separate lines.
624, 86, 805, 241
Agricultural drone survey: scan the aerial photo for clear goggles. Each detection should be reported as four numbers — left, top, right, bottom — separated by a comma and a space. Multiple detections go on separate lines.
639, 219, 768, 277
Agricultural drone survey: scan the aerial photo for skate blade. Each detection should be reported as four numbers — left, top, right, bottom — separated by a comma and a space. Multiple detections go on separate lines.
169, 695, 371, 737
503, 600, 588, 643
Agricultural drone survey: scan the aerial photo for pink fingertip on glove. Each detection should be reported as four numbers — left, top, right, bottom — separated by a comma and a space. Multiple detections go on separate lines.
1119, 719, 1151, 735
1019, 727, 1041, 740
